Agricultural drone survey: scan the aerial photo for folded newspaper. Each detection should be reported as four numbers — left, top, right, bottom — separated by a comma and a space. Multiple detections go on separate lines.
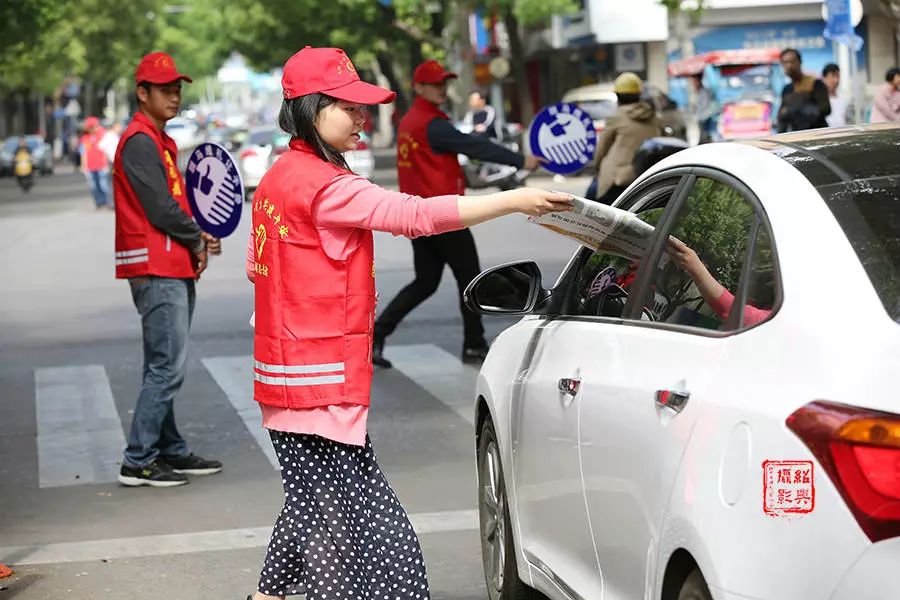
529, 194, 655, 261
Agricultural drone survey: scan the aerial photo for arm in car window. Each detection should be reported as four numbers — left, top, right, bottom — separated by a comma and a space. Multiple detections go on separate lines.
667, 237, 771, 326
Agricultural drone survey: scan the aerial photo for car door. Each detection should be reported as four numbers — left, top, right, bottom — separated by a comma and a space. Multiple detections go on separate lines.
511, 178, 679, 599
578, 173, 774, 598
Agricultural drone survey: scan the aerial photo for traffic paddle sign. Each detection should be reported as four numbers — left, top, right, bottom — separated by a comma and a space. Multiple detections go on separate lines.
185, 142, 244, 238
528, 103, 597, 175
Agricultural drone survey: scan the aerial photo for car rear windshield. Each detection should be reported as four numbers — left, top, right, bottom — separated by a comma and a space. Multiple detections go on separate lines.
817, 175, 900, 322
577, 100, 617, 121
249, 129, 275, 146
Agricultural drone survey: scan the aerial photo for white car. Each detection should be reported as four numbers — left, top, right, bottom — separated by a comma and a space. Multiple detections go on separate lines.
465, 124, 900, 600
345, 131, 374, 180
164, 117, 202, 150
238, 127, 290, 201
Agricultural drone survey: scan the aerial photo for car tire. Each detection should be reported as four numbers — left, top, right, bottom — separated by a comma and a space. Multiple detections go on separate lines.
244, 188, 254, 203
677, 568, 712, 600
478, 417, 545, 600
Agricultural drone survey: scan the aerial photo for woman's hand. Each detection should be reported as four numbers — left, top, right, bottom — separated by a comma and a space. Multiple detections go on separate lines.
505, 188, 573, 217
667, 236, 703, 275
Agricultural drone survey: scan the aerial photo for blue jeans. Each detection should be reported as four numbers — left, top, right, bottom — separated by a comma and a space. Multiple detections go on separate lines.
86, 169, 110, 207
124, 277, 195, 467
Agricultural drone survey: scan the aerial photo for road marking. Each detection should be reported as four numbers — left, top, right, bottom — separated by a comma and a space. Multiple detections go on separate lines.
383, 344, 479, 425
202, 356, 279, 470
35, 365, 126, 488
0, 509, 478, 566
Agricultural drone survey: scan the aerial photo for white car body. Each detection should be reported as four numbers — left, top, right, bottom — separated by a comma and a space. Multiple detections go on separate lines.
164, 117, 201, 151
345, 132, 374, 180
472, 125, 900, 600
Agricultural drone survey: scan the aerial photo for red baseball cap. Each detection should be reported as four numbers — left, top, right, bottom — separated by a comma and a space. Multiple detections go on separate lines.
84, 116, 101, 130
282, 46, 396, 104
135, 52, 193, 85
413, 60, 457, 84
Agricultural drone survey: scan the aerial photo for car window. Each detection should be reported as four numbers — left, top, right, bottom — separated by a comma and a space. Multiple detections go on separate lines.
577, 100, 617, 122
249, 130, 275, 146
818, 175, 900, 322
638, 177, 767, 331
565, 183, 676, 318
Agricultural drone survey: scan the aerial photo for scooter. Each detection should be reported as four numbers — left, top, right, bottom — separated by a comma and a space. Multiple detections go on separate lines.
456, 122, 531, 191
14, 150, 34, 193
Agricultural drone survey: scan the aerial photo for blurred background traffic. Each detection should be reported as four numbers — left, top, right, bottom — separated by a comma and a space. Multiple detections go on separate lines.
1, 0, 898, 191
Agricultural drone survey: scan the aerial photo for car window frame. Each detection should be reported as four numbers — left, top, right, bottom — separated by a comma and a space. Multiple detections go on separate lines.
621, 167, 784, 337
545, 170, 694, 320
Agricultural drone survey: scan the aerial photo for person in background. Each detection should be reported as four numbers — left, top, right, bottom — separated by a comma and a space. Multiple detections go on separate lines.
870, 67, 900, 123
372, 59, 544, 367
777, 48, 830, 132
691, 73, 717, 143
822, 63, 849, 127
80, 116, 112, 209
114, 52, 223, 488
592, 72, 661, 205
99, 121, 123, 164
461, 90, 497, 139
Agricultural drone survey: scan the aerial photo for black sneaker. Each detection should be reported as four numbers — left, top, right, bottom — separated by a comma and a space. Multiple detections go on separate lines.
372, 337, 393, 369
163, 453, 223, 476
118, 460, 188, 488
462, 345, 490, 364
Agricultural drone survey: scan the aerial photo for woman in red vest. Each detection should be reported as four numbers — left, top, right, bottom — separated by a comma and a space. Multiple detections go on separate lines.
246, 47, 571, 600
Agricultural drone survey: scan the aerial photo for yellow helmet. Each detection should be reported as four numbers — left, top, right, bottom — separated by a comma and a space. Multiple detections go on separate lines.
614, 72, 643, 95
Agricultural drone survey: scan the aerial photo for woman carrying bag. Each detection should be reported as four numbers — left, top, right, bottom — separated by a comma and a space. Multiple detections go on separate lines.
246, 46, 572, 600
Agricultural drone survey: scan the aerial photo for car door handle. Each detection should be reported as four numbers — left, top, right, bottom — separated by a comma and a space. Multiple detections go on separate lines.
558, 378, 581, 397
656, 389, 690, 412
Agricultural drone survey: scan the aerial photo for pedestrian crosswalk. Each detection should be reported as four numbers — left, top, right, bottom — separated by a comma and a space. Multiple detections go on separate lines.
28, 344, 480, 489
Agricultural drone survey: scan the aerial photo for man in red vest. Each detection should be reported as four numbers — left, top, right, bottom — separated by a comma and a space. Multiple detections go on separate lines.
113, 52, 223, 488
373, 60, 542, 367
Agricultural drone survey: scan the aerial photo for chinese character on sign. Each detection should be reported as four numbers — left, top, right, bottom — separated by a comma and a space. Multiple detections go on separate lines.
763, 460, 815, 517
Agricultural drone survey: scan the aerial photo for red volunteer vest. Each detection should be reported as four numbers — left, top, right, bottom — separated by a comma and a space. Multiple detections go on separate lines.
113, 112, 195, 279
252, 140, 376, 409
397, 96, 465, 196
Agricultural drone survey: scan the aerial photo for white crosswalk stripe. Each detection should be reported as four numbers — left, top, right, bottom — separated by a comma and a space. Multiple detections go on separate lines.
202, 355, 279, 469
29, 344, 478, 487
34, 365, 127, 488
0, 509, 478, 566
379, 344, 479, 425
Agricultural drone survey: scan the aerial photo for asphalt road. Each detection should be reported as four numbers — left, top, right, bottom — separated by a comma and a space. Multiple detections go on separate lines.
0, 151, 590, 599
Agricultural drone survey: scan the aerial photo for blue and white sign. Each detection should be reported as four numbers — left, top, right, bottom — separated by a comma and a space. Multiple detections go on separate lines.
185, 142, 244, 238
529, 103, 596, 175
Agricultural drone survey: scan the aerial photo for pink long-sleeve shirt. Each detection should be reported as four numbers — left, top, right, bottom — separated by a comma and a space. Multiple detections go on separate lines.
247, 173, 462, 445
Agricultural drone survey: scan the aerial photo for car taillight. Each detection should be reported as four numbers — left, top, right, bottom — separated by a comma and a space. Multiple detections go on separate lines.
240, 148, 257, 160
787, 401, 900, 542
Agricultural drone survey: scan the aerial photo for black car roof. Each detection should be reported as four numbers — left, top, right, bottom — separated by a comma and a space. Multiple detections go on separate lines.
739, 123, 900, 186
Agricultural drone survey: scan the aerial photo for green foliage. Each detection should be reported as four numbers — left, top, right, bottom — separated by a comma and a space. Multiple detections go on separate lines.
659, 178, 755, 316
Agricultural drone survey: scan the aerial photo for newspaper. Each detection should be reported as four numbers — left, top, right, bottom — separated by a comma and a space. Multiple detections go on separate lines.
529, 194, 655, 261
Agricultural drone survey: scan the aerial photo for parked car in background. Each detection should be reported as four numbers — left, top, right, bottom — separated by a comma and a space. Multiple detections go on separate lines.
238, 126, 290, 201
0, 135, 53, 176
344, 131, 374, 180
164, 117, 202, 150
466, 124, 900, 600
562, 82, 687, 140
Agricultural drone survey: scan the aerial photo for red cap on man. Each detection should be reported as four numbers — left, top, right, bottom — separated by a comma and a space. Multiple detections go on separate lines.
135, 52, 193, 85
281, 46, 396, 104
413, 60, 457, 84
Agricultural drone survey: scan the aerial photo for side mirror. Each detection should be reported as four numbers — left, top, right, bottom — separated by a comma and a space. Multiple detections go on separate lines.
464, 261, 546, 315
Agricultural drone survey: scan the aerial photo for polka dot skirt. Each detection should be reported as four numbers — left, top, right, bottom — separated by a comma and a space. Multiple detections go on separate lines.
258, 431, 431, 599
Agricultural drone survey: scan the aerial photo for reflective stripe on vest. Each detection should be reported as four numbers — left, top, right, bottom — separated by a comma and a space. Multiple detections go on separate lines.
254, 359, 346, 387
